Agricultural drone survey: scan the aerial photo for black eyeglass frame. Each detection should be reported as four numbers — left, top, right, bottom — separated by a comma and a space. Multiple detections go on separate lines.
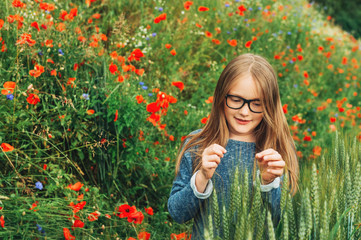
225, 94, 263, 113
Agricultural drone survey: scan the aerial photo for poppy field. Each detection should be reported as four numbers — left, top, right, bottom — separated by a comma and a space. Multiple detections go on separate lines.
0, 0, 360, 239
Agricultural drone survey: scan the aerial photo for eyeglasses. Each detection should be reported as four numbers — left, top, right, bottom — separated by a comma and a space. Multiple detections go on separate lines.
225, 94, 263, 113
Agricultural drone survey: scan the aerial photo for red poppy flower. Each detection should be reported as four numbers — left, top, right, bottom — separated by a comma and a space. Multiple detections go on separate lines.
227, 39, 237, 47
138, 232, 151, 240
342, 57, 347, 65
127, 211, 144, 224
0, 216, 4, 228
165, 44, 172, 49
69, 201, 86, 213
198, 6, 209, 12
154, 13, 167, 24
171, 81, 184, 91
63, 228, 75, 240
282, 104, 288, 114
31, 21, 40, 31
238, 5, 247, 15
205, 31, 212, 38
146, 102, 160, 112
109, 63, 118, 75
67, 182, 84, 191
205, 96, 213, 104
29, 201, 39, 211
88, 211, 100, 221
330, 117, 336, 123
26, 94, 40, 105
184, 1, 193, 10
245, 40, 252, 48
12, 0, 26, 8
170, 49, 176, 56
128, 48, 144, 61
144, 207, 154, 216
72, 219, 84, 229
303, 136, 312, 141
87, 109, 95, 115
114, 110, 118, 122
117, 204, 136, 218
136, 95, 144, 104
1, 143, 14, 152
0, 19, 4, 30
1, 81, 16, 95
212, 39, 221, 45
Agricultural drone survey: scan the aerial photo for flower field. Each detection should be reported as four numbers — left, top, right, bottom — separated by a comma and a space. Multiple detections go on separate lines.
0, 0, 360, 239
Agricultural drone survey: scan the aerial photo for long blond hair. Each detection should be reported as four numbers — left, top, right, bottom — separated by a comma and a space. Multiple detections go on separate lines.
175, 53, 299, 195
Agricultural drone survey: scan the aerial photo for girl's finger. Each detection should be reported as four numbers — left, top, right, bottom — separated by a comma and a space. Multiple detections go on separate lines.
203, 162, 218, 169
263, 154, 282, 161
266, 168, 284, 176
256, 148, 278, 158
267, 160, 285, 168
204, 155, 221, 164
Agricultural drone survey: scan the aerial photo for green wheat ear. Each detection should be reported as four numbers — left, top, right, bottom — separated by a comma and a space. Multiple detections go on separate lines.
255, 208, 266, 240
211, 188, 220, 237
320, 201, 330, 240
250, 174, 262, 238
282, 204, 289, 240
222, 205, 229, 240
280, 169, 289, 217
267, 210, 276, 240
241, 170, 250, 239
311, 163, 320, 235
287, 193, 296, 238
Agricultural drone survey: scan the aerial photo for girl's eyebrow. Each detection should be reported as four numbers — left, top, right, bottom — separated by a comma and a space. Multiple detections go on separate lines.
229, 93, 260, 101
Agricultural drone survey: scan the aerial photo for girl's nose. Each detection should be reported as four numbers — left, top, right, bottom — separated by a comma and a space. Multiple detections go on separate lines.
239, 103, 251, 115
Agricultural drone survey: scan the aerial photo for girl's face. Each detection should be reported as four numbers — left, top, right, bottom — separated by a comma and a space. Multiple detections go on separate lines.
224, 74, 264, 142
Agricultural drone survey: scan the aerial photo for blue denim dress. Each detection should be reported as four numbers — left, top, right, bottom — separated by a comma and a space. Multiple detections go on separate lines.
168, 130, 282, 239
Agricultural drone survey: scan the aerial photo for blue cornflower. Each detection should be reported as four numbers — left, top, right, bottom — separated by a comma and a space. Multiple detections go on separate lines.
152, 33, 157, 37
225, 3, 230, 7
245, 19, 248, 22
6, 94, 14, 100
258, 7, 262, 10
158, 7, 163, 11
148, 93, 153, 97
279, 30, 283, 34
227, 31, 231, 34
287, 32, 292, 35
289, 60, 294, 64
139, 82, 145, 86
146, 37, 150, 41
58, 49, 64, 55
233, 28, 237, 31
235, 0, 240, 2
293, 84, 298, 88
82, 93, 90, 100
335, 113, 338, 117
142, 86, 148, 90
249, 7, 253, 11
38, 51, 43, 56
35, 181, 43, 190
36, 224, 46, 235
307, 128, 311, 132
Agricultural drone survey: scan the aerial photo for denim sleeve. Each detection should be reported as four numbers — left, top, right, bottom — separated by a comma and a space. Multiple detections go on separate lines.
167, 150, 205, 224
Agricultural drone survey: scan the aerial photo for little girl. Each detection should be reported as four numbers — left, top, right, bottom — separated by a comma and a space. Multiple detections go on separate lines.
168, 53, 299, 239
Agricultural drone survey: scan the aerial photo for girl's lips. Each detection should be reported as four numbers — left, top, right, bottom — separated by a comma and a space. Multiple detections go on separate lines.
235, 118, 251, 125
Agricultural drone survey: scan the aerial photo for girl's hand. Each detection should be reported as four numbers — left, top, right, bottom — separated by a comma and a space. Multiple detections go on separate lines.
256, 148, 285, 185
200, 144, 227, 180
